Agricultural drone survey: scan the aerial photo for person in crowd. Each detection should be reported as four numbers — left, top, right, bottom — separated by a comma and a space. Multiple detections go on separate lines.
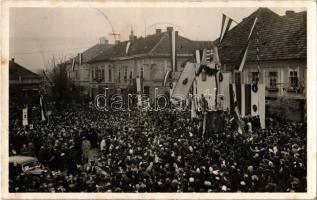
81, 136, 91, 164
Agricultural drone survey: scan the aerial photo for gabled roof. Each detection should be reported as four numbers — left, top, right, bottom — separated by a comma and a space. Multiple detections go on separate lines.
89, 30, 213, 63
9, 60, 41, 80
67, 43, 113, 64
215, 8, 306, 68
81, 43, 113, 62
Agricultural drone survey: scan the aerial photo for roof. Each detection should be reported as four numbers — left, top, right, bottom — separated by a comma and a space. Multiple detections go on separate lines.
81, 43, 113, 63
89, 31, 213, 63
215, 8, 306, 68
67, 43, 113, 64
9, 60, 41, 80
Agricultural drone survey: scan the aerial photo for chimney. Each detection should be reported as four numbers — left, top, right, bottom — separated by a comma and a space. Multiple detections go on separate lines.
99, 37, 109, 44
115, 40, 120, 44
167, 26, 173, 32
155, 29, 162, 35
285, 10, 295, 15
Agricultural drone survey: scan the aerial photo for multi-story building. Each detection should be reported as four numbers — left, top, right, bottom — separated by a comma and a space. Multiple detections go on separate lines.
9, 58, 42, 105
88, 27, 211, 99
66, 37, 113, 96
215, 8, 306, 121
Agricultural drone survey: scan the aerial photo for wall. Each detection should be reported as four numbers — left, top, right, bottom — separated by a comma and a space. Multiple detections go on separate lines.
241, 60, 306, 100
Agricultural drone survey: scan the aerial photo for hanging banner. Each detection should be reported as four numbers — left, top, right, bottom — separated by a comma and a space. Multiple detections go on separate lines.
172, 62, 196, 99
22, 107, 28, 126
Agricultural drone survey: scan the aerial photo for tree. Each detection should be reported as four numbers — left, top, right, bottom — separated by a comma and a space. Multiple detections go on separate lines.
43, 55, 74, 109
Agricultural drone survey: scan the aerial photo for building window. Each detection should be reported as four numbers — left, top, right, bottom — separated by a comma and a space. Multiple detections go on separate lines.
118, 68, 121, 82
124, 67, 128, 81
234, 72, 241, 84
75, 70, 79, 80
129, 71, 133, 80
289, 70, 298, 88
109, 68, 112, 82
140, 66, 144, 79
269, 72, 277, 88
97, 69, 101, 80
95, 68, 99, 79
86, 69, 90, 79
101, 69, 105, 81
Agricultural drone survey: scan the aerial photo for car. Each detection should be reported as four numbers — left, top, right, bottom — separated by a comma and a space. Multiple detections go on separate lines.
9, 155, 48, 179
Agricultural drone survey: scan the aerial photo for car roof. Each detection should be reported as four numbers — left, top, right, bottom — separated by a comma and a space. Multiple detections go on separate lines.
9, 156, 38, 165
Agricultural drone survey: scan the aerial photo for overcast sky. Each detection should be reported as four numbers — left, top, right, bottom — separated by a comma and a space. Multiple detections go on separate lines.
9, 7, 306, 72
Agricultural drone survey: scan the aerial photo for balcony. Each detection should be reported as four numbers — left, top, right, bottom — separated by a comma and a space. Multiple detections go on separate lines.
287, 86, 302, 94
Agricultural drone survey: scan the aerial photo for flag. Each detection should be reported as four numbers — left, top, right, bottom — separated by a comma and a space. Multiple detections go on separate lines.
213, 46, 220, 65
154, 88, 158, 106
229, 84, 245, 134
197, 48, 213, 65
229, 83, 251, 117
22, 107, 28, 126
194, 48, 213, 64
251, 85, 259, 116
163, 70, 172, 87
205, 48, 213, 62
190, 96, 197, 119
172, 62, 196, 99
136, 77, 142, 92
202, 114, 207, 136
229, 83, 265, 129
170, 81, 175, 99
219, 14, 233, 44
194, 49, 204, 64
126, 41, 131, 55
78, 53, 82, 65
40, 95, 46, 121
168, 29, 178, 72
136, 77, 142, 107
72, 58, 75, 72
236, 17, 258, 72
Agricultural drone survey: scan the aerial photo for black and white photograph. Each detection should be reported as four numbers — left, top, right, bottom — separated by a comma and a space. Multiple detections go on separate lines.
1, 1, 316, 199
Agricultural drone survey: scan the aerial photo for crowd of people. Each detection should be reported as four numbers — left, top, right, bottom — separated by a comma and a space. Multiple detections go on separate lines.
9, 104, 306, 192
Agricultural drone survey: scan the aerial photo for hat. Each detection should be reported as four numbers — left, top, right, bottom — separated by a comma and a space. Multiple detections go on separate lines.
240, 181, 246, 186
209, 167, 213, 172
171, 179, 178, 186
221, 185, 227, 191
189, 177, 195, 183
204, 181, 211, 186
212, 170, 219, 175
251, 175, 259, 181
